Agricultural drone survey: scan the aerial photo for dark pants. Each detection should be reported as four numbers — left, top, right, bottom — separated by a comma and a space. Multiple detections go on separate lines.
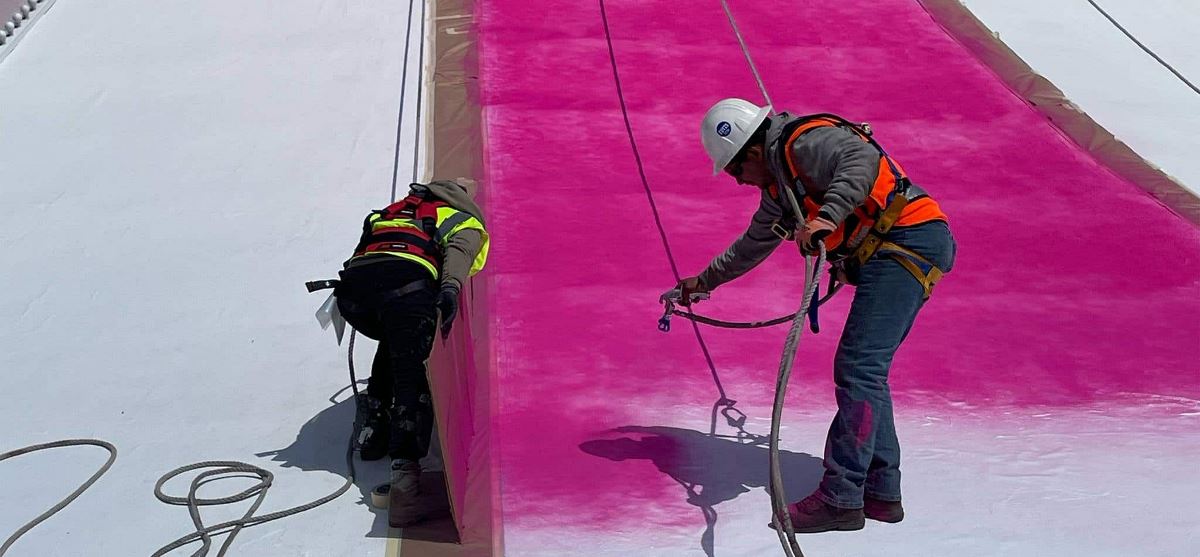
817, 220, 956, 508
336, 260, 437, 461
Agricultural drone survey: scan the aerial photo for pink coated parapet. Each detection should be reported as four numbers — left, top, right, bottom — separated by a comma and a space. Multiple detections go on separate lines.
475, 0, 1200, 551
427, 281, 497, 553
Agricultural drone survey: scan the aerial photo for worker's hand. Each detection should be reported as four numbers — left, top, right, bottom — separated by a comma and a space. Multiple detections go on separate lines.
676, 276, 709, 307
436, 283, 461, 339
799, 216, 837, 255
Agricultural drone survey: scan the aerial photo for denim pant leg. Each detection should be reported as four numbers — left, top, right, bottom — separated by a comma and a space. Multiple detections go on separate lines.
817, 221, 956, 508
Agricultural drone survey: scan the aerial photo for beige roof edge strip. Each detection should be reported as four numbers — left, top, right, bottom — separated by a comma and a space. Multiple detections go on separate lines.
917, 0, 1200, 226
426, 0, 504, 555
428, 0, 483, 184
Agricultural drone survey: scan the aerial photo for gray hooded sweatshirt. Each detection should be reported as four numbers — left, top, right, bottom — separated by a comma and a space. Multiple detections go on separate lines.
698, 113, 913, 290
421, 180, 486, 290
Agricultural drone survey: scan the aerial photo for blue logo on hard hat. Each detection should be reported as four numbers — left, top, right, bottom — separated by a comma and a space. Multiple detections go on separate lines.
716, 121, 732, 137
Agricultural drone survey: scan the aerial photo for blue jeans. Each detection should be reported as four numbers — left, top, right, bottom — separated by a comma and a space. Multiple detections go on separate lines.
816, 220, 956, 508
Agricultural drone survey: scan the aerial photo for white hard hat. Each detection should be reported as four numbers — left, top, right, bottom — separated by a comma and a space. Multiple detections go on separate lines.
700, 98, 772, 175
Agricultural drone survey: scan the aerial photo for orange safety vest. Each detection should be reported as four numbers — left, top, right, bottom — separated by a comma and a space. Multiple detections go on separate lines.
775, 116, 946, 256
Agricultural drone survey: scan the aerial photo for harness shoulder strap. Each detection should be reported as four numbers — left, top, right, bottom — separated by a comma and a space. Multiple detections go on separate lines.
380, 194, 424, 218
782, 116, 839, 187
379, 194, 447, 244
785, 113, 911, 200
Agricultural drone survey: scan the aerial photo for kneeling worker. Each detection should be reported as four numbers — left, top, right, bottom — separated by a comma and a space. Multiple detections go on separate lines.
679, 99, 956, 533
335, 179, 488, 524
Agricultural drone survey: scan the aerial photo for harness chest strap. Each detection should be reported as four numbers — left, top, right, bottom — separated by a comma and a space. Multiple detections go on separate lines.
776, 115, 948, 296
771, 191, 943, 298
778, 116, 911, 254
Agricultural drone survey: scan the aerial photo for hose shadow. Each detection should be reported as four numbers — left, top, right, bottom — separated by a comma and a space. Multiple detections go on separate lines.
580, 425, 822, 557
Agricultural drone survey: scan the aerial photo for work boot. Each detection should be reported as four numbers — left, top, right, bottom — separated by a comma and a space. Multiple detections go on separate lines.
864, 496, 904, 523
780, 492, 865, 533
388, 459, 426, 526
356, 394, 391, 461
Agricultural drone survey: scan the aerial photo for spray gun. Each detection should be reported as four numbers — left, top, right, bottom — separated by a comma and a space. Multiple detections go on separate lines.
657, 288, 710, 332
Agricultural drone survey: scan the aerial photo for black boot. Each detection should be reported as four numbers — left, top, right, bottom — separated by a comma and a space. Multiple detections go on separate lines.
356, 394, 391, 461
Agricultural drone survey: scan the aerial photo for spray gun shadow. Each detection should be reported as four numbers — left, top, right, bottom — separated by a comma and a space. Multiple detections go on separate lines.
580, 425, 822, 557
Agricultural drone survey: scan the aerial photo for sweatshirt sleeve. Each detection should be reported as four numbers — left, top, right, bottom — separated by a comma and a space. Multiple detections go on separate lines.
794, 126, 879, 224
697, 193, 785, 290
440, 228, 483, 290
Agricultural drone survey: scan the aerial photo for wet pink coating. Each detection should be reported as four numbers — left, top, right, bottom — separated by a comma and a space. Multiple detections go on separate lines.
476, 0, 1200, 537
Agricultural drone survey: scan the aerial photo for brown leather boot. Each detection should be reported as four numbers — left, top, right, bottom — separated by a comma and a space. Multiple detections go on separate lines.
781, 492, 865, 533
387, 459, 426, 527
864, 496, 904, 523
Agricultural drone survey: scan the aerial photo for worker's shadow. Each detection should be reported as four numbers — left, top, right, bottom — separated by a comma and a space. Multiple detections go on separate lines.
257, 383, 459, 544
580, 425, 823, 557
253, 384, 395, 539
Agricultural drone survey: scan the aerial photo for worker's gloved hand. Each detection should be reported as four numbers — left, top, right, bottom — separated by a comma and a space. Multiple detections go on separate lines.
799, 215, 837, 255
675, 276, 709, 307
436, 283, 461, 339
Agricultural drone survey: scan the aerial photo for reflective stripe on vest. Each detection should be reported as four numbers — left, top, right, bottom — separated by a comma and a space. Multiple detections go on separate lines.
434, 206, 490, 276
349, 195, 448, 277
348, 194, 490, 278
782, 117, 946, 255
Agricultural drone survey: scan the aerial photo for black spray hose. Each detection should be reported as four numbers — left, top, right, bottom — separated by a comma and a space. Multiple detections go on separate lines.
661, 283, 844, 331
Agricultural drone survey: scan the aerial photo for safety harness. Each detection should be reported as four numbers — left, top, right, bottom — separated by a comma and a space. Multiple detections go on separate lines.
658, 116, 948, 335
305, 191, 450, 335
348, 192, 449, 272
778, 114, 946, 300
849, 194, 945, 300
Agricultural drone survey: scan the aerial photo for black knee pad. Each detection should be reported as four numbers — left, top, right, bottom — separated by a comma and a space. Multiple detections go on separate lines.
390, 393, 434, 460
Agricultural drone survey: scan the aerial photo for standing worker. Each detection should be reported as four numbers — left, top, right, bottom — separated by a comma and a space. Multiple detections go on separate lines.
335, 179, 488, 525
675, 98, 955, 533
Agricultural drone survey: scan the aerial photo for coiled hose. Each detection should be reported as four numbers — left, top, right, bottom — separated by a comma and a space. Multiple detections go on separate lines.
2, 332, 362, 557
0, 439, 117, 556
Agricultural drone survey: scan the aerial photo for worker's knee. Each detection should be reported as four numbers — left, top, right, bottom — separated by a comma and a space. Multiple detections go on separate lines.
383, 316, 437, 362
